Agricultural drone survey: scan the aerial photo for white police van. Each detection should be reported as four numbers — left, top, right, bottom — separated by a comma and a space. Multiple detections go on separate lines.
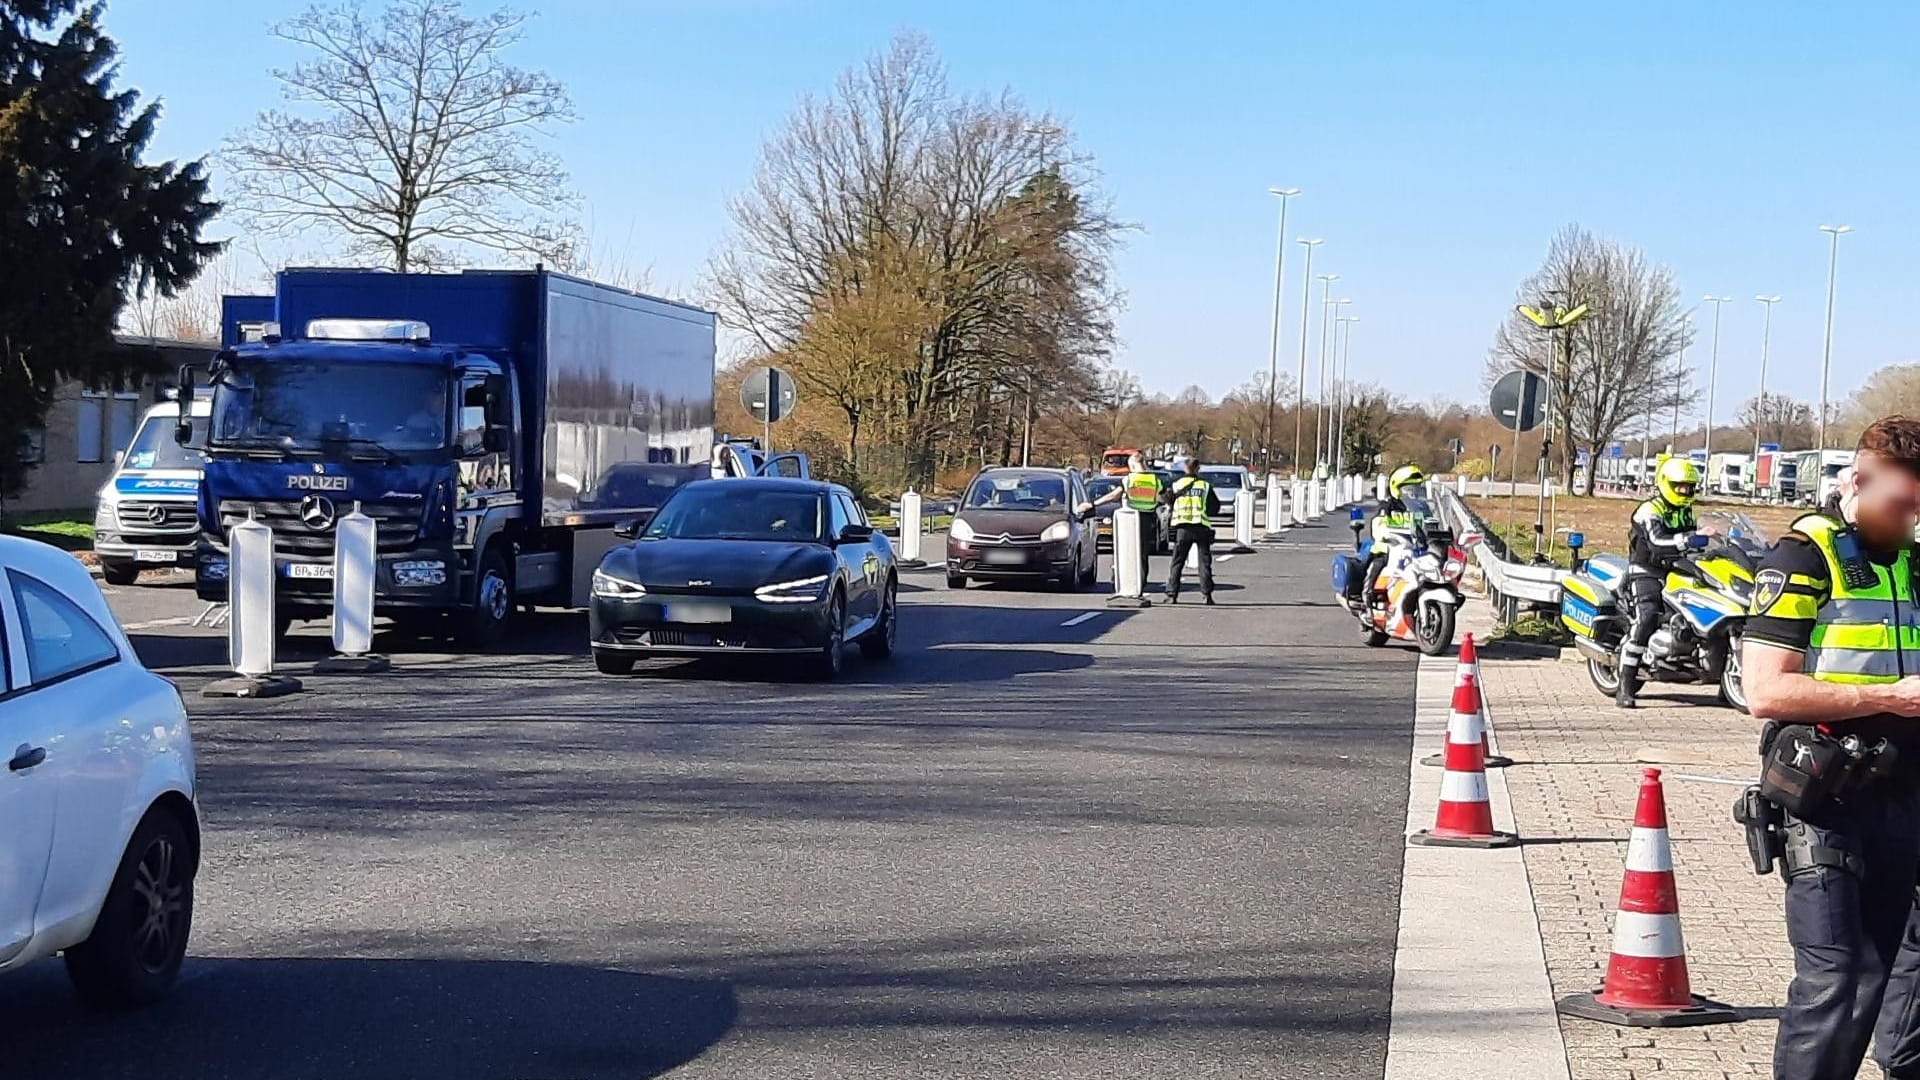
92, 397, 208, 586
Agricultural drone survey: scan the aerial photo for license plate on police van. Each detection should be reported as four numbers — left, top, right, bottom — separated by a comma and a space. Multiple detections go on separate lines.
133, 549, 178, 564
665, 602, 731, 624
285, 563, 335, 580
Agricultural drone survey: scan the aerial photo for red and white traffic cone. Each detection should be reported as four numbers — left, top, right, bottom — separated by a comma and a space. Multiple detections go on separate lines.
1409, 667, 1519, 849
1556, 768, 1736, 1027
1423, 634, 1513, 769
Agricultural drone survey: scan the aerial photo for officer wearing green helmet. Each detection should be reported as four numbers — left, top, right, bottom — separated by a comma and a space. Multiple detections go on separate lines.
1616, 456, 1702, 708
1347, 464, 1427, 602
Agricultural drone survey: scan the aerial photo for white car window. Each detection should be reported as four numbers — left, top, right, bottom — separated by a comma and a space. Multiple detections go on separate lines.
8, 573, 120, 687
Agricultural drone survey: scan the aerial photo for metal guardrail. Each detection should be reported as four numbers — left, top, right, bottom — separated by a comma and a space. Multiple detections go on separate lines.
1435, 487, 1569, 620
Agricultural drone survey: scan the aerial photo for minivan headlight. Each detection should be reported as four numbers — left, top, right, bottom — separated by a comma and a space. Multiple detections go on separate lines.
949, 518, 975, 542
1041, 520, 1071, 543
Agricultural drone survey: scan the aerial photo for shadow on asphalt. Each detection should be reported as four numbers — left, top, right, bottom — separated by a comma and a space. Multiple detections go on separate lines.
2, 956, 736, 1079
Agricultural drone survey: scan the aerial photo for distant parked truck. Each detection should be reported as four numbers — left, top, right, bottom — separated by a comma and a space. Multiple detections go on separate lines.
1794, 449, 1856, 507
1706, 452, 1751, 497
190, 268, 717, 644
1754, 449, 1798, 502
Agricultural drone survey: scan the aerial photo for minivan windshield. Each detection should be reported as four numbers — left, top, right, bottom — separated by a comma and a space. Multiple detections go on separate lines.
963, 473, 1068, 510
209, 358, 449, 454
122, 415, 207, 471
644, 487, 824, 543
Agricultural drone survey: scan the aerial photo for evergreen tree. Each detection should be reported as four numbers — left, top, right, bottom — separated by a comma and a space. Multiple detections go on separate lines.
0, 1, 218, 499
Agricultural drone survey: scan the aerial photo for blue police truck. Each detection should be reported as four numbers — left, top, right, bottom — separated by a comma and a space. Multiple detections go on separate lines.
189, 269, 716, 644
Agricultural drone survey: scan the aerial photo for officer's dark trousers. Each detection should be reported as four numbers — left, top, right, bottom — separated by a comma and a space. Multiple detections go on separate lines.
1618, 572, 1664, 687
1775, 784, 1920, 1079
1167, 526, 1213, 600
1133, 508, 1156, 589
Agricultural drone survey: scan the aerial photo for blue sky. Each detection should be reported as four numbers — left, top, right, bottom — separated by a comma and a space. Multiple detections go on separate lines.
104, 0, 1918, 423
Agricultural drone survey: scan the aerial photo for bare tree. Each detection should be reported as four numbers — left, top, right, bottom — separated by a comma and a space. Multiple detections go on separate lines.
1487, 226, 1695, 486
223, 0, 578, 271
1735, 391, 1816, 449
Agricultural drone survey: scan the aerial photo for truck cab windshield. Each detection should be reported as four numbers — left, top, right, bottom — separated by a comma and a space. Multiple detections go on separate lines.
209, 358, 449, 455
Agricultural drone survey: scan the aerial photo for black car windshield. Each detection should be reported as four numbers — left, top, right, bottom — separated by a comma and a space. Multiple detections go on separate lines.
1200, 468, 1243, 489
963, 473, 1068, 510
209, 358, 449, 453
645, 487, 824, 543
122, 415, 207, 471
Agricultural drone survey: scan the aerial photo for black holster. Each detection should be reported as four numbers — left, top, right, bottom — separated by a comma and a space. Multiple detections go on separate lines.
1759, 724, 1852, 818
1733, 784, 1786, 877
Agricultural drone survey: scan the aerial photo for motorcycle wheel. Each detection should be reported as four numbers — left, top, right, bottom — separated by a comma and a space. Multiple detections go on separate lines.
1719, 638, 1749, 714
1358, 617, 1388, 648
1587, 653, 1622, 696
1415, 602, 1455, 656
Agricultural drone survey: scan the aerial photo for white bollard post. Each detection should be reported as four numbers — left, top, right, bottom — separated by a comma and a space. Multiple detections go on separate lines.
317, 504, 390, 674
1107, 505, 1149, 607
1291, 480, 1307, 526
1231, 489, 1256, 552
1306, 479, 1322, 518
1263, 473, 1286, 538
898, 489, 926, 568
1458, 473, 1469, 496
1327, 477, 1340, 510
1376, 473, 1389, 502
204, 514, 300, 698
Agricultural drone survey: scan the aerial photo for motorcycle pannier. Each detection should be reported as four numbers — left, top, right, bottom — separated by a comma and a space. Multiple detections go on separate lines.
1560, 553, 1627, 636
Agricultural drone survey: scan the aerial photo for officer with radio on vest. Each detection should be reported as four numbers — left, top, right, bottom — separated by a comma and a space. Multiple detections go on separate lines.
1616, 457, 1701, 709
1087, 451, 1163, 592
1741, 417, 1920, 1080
1164, 457, 1221, 605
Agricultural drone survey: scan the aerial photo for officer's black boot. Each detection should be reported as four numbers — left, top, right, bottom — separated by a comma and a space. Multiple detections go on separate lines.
1615, 664, 1639, 710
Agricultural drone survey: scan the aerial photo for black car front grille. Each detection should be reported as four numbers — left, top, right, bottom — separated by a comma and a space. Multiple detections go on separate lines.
216, 499, 423, 555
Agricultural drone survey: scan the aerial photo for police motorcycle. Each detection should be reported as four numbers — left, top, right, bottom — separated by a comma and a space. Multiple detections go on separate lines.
1331, 496, 1472, 656
1559, 510, 1766, 713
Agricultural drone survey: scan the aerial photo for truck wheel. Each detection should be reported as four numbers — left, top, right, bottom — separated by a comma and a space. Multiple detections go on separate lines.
462, 548, 513, 648
101, 562, 141, 587
64, 808, 194, 1007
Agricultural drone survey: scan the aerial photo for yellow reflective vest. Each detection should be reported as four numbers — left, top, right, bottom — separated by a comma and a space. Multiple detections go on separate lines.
1794, 513, 1920, 684
1124, 471, 1163, 512
1170, 477, 1212, 527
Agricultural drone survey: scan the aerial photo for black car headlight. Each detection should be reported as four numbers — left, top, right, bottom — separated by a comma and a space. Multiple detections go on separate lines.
591, 568, 647, 600
755, 574, 829, 604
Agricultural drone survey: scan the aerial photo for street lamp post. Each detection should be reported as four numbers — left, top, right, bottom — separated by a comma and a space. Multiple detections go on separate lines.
1261, 188, 1299, 472
1818, 225, 1852, 451
1313, 273, 1341, 472
1671, 315, 1689, 452
1334, 314, 1358, 474
1753, 294, 1781, 458
1701, 295, 1732, 469
1291, 238, 1323, 476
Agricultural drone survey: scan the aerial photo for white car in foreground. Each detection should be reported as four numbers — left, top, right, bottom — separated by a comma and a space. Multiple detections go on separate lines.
0, 534, 198, 1005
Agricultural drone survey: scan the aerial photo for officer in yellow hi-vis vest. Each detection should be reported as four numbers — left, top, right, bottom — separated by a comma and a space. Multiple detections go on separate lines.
1743, 418, 1920, 1080
1087, 451, 1163, 590
1164, 457, 1221, 604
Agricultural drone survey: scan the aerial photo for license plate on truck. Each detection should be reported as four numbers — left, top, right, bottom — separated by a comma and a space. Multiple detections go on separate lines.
664, 602, 731, 624
133, 549, 178, 564
285, 563, 335, 580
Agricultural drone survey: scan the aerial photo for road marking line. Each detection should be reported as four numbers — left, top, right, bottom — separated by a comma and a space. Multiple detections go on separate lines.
1059, 612, 1102, 628
120, 616, 195, 632
1218, 554, 1236, 562
1385, 653, 1569, 1080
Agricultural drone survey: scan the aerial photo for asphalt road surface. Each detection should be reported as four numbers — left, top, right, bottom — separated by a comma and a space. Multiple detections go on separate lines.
8, 523, 1418, 1080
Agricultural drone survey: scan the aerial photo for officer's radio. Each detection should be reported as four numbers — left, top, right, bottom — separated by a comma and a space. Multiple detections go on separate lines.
1830, 527, 1882, 592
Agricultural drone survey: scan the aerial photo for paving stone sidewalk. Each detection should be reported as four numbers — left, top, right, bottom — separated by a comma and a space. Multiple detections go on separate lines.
1472, 625, 1885, 1079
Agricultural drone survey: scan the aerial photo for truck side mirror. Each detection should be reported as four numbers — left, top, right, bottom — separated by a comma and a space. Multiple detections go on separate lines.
483, 424, 510, 453
174, 364, 195, 445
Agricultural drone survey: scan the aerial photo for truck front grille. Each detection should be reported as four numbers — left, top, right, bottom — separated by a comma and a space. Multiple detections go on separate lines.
216, 499, 423, 556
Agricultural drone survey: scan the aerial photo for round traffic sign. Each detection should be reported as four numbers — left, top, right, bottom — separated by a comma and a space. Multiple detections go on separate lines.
1488, 370, 1546, 433
741, 365, 798, 424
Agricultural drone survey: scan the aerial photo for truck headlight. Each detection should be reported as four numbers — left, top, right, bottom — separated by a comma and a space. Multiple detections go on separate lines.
591, 568, 646, 600
755, 574, 828, 604
1041, 520, 1071, 543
